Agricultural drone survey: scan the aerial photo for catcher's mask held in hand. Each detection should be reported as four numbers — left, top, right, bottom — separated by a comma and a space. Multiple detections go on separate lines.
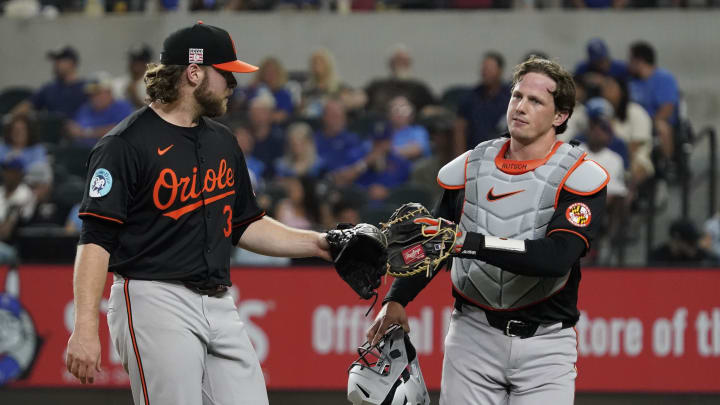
381, 202, 458, 278
347, 325, 430, 405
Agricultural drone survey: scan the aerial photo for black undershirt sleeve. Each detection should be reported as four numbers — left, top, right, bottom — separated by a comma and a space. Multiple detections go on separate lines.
472, 231, 586, 277
78, 217, 122, 255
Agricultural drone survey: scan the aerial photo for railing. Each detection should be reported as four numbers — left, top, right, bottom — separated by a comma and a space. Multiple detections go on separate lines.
645, 126, 717, 263
679, 126, 717, 219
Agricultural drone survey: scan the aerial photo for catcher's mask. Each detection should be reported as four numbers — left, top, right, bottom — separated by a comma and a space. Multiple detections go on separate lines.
347, 326, 430, 405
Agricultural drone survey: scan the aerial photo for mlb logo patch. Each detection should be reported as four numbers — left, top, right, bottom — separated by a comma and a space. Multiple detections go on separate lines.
189, 48, 204, 64
402, 244, 426, 265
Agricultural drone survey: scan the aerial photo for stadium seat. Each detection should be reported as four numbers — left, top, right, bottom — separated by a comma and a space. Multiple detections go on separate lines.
359, 203, 396, 226
386, 183, 437, 208
348, 112, 385, 139
0, 86, 33, 115
440, 86, 472, 113
35, 112, 68, 145
53, 145, 92, 178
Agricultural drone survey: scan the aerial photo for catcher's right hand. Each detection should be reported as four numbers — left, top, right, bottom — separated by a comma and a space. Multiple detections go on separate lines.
381, 202, 460, 278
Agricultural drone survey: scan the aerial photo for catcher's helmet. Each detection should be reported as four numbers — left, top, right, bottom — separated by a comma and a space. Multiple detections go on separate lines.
347, 326, 430, 405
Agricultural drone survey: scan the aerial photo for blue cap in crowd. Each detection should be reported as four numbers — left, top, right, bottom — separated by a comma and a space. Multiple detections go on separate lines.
587, 38, 609, 62
586, 97, 614, 122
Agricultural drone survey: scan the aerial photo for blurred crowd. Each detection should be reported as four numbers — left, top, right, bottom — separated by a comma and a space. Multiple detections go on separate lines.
1, 0, 719, 17
0, 37, 717, 267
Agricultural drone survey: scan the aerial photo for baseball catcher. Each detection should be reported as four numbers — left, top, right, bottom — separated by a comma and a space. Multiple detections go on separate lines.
325, 223, 388, 300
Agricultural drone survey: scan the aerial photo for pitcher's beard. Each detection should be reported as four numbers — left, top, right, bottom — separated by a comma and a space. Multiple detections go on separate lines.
194, 76, 227, 118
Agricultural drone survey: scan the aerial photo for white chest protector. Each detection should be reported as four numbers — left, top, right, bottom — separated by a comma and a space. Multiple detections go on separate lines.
437, 138, 603, 310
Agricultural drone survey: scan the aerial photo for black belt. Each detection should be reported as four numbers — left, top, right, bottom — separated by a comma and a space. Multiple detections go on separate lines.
184, 283, 228, 297
485, 313, 540, 339
455, 300, 571, 339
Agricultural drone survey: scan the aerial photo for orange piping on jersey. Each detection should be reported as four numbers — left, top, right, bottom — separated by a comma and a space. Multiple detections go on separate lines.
562, 160, 610, 196
233, 211, 266, 228
547, 228, 590, 249
437, 153, 470, 190
78, 212, 124, 224
554, 153, 588, 209
495, 140, 563, 175
437, 179, 465, 190
124, 279, 150, 405
163, 190, 236, 220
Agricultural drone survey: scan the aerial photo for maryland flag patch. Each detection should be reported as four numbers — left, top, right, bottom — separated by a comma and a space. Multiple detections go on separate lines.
566, 202, 592, 227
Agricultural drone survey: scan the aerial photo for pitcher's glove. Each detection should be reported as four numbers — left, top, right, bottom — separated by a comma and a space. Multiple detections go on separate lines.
325, 223, 389, 299
381, 202, 460, 278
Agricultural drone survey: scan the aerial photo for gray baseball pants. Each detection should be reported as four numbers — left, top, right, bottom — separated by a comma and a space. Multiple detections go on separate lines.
440, 305, 577, 405
107, 275, 268, 405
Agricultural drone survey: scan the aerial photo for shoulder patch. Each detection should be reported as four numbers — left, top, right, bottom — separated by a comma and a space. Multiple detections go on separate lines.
89, 168, 113, 198
437, 150, 470, 190
563, 160, 609, 196
566, 202, 592, 227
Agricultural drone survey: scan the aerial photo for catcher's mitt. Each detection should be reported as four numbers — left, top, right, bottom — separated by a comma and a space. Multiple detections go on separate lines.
381, 202, 458, 278
325, 223, 388, 300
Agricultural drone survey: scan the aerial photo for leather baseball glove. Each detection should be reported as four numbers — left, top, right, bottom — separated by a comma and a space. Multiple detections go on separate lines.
380, 202, 459, 278
325, 223, 389, 300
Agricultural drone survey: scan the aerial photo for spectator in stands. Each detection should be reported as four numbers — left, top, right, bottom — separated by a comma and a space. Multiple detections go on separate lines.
65, 203, 82, 235
650, 219, 717, 266
364, 43, 435, 115
411, 111, 455, 199
578, 98, 630, 263
299, 48, 366, 119
454, 51, 511, 156
243, 56, 294, 124
315, 99, 368, 186
0, 157, 37, 265
274, 176, 323, 230
233, 121, 265, 191
384, 95, 430, 161
247, 93, 285, 179
354, 131, 411, 202
576, 98, 630, 169
579, 100, 629, 201
11, 46, 87, 119
66, 72, 133, 147
330, 198, 361, 228
24, 162, 61, 227
559, 75, 589, 142
112, 44, 153, 109
628, 41, 680, 160
602, 75, 654, 184
574, 38, 628, 81
275, 121, 322, 178
702, 210, 720, 258
0, 114, 48, 170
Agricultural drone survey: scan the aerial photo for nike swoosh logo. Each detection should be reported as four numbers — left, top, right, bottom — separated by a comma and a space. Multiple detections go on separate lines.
486, 187, 524, 201
157, 145, 174, 156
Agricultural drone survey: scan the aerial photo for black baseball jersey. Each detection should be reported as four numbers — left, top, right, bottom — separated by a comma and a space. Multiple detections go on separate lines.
78, 106, 264, 288
385, 186, 606, 326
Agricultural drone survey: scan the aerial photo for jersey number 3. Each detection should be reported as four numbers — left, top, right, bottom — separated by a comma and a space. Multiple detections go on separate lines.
223, 205, 232, 238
